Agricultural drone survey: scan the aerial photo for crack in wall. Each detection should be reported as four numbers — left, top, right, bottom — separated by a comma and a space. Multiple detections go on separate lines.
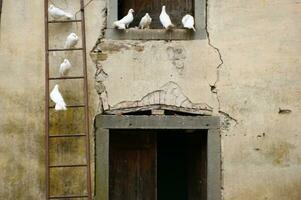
205, 0, 238, 125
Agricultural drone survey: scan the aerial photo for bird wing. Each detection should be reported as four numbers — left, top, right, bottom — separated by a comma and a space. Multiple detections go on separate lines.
160, 12, 172, 28
186, 16, 194, 28
65, 36, 78, 48
60, 62, 71, 76
182, 15, 188, 26
51, 7, 66, 18
50, 89, 63, 103
139, 16, 147, 27
118, 13, 133, 25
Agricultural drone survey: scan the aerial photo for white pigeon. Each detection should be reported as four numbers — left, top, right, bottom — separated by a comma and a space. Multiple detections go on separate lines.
50, 84, 67, 111
139, 13, 152, 29
159, 5, 174, 30
59, 59, 72, 76
182, 14, 196, 31
48, 4, 73, 20
113, 9, 134, 29
64, 33, 79, 49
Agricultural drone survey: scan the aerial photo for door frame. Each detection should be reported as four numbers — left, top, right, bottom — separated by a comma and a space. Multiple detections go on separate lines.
95, 115, 221, 200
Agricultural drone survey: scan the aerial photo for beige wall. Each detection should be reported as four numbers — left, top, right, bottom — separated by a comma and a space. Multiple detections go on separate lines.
0, 0, 103, 199
0, 0, 300, 199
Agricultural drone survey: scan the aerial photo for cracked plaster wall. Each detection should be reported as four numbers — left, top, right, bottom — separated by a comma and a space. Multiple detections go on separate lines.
92, 0, 301, 199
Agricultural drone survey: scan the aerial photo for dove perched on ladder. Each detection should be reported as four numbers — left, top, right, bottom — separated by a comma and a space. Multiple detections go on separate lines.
113, 9, 134, 29
64, 33, 79, 49
182, 14, 196, 31
159, 5, 174, 30
139, 13, 152, 29
59, 59, 72, 76
48, 4, 73, 20
50, 84, 67, 111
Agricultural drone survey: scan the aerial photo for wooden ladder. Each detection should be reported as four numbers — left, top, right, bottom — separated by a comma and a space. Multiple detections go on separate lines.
44, 1, 92, 199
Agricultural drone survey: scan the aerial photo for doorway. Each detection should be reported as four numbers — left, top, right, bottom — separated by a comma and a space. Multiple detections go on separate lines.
109, 130, 207, 200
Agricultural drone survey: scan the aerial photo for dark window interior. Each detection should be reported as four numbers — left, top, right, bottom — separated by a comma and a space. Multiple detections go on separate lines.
118, 0, 194, 28
109, 129, 207, 200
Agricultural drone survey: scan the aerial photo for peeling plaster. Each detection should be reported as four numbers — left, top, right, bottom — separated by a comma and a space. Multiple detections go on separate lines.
94, 60, 109, 113
106, 81, 213, 115
166, 46, 187, 74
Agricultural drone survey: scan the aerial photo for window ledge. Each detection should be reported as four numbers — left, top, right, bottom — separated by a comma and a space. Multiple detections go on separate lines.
105, 28, 206, 40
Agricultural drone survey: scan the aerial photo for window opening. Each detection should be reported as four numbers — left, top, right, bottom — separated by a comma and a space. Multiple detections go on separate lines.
118, 0, 194, 29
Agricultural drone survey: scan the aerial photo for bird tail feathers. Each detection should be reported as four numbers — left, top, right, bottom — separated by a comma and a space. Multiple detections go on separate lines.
55, 103, 67, 111
65, 13, 73, 19
113, 21, 126, 29
167, 24, 175, 30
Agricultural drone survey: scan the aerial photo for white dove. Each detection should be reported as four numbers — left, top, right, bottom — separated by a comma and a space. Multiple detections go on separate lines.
113, 9, 134, 29
139, 13, 152, 29
182, 14, 196, 31
48, 4, 73, 20
64, 33, 79, 49
50, 84, 67, 111
159, 5, 174, 30
59, 59, 72, 76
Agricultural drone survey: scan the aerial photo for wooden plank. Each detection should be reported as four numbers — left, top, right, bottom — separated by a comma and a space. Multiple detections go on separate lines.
151, 109, 165, 115
109, 131, 156, 200
105, 104, 213, 116
207, 129, 221, 200
195, 0, 206, 30
107, 0, 118, 29
95, 115, 219, 130
95, 129, 109, 200
105, 28, 203, 40
187, 132, 207, 200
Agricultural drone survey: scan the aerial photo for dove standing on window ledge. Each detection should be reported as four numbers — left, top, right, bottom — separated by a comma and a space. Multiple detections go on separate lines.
64, 33, 79, 49
48, 4, 73, 20
182, 14, 196, 31
139, 13, 152, 29
113, 9, 134, 29
50, 84, 67, 111
59, 59, 72, 76
159, 5, 174, 30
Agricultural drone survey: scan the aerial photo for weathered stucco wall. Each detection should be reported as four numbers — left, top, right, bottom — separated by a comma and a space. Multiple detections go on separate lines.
0, 0, 300, 199
92, 0, 301, 199
0, 0, 103, 199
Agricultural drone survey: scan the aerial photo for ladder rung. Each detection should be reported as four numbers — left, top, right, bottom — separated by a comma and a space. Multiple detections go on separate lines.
49, 134, 86, 138
48, 19, 82, 24
49, 76, 84, 80
48, 48, 83, 52
49, 164, 87, 168
49, 104, 86, 109
49, 194, 88, 199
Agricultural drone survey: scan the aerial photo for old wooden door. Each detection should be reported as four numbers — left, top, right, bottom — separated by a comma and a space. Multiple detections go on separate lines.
109, 130, 156, 200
